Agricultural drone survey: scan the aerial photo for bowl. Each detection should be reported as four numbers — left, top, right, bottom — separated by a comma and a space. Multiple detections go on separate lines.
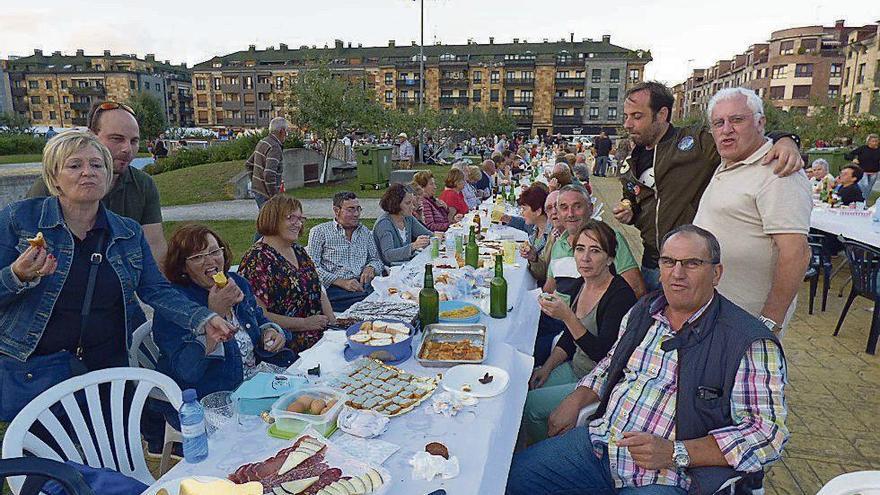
345, 319, 415, 363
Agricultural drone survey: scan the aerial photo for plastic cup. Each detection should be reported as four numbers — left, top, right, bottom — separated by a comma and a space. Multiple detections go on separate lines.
503, 240, 516, 264
200, 391, 234, 436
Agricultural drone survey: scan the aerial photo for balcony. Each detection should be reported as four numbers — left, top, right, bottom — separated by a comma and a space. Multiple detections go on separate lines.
220, 83, 241, 93
221, 100, 243, 110
8, 72, 25, 81
69, 86, 106, 97
554, 96, 584, 106
504, 77, 535, 86
555, 77, 586, 87
396, 96, 423, 107
11, 87, 27, 97
553, 115, 583, 125
508, 111, 534, 125
256, 100, 273, 110
439, 78, 469, 88
70, 101, 92, 112
396, 78, 421, 89
394, 60, 421, 70
439, 96, 469, 106
556, 58, 583, 68
504, 58, 536, 67
224, 117, 244, 127
255, 83, 272, 93
438, 57, 469, 67
504, 97, 534, 107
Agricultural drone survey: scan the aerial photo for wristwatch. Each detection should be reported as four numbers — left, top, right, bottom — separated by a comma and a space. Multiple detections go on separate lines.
673, 441, 690, 469
758, 315, 782, 333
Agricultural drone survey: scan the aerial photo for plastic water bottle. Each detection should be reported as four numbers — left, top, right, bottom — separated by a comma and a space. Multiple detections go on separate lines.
873, 201, 880, 233
179, 388, 208, 463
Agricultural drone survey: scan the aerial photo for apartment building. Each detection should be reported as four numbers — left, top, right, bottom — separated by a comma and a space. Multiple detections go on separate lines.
6, 49, 193, 128
841, 23, 880, 120
192, 36, 650, 136
0, 59, 12, 117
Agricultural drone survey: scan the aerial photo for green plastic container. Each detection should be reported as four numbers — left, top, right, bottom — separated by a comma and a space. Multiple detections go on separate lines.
357, 145, 393, 190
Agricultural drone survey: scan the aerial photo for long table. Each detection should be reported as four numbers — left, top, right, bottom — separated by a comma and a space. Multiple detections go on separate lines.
148, 221, 542, 495
810, 205, 880, 247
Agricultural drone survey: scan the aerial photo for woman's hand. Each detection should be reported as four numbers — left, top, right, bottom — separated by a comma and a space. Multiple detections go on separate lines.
261, 327, 287, 353
11, 245, 57, 282
412, 235, 431, 250
520, 242, 538, 262
436, 198, 449, 209
529, 366, 551, 390
303, 314, 330, 331
538, 292, 573, 322
453, 214, 464, 222
207, 277, 244, 317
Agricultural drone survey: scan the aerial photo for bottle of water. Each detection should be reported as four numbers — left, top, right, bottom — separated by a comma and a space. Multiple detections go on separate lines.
179, 388, 208, 463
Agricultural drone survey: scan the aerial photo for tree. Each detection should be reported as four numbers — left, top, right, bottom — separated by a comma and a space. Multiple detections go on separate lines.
127, 92, 168, 141
286, 63, 384, 183
0, 112, 33, 134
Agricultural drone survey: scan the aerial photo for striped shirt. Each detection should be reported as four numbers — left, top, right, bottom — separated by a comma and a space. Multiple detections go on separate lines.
306, 220, 385, 288
578, 297, 788, 490
246, 134, 283, 198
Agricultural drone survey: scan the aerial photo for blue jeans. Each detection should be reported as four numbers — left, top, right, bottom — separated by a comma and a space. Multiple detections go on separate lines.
641, 265, 661, 293
595, 156, 610, 176
507, 426, 687, 495
858, 172, 879, 200
534, 313, 566, 366
326, 283, 374, 313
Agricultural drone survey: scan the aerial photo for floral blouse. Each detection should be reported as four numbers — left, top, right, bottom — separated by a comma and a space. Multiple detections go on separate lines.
238, 242, 324, 352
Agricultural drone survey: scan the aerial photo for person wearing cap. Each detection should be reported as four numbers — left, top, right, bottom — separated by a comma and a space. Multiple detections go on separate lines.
397, 133, 415, 169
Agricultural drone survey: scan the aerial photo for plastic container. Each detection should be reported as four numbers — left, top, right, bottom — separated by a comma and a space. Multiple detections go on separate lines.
179, 388, 209, 463
270, 387, 347, 437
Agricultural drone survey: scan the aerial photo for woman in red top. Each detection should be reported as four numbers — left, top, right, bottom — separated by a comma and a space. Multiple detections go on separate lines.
438, 168, 470, 218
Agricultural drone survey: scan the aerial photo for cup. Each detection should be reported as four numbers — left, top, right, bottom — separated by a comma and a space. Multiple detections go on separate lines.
454, 233, 464, 255
200, 391, 234, 436
503, 240, 516, 264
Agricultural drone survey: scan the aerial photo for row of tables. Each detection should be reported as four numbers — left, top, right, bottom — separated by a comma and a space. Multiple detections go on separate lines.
810, 204, 880, 248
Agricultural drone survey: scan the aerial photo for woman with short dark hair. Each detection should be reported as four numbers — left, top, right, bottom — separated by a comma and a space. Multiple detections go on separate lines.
373, 183, 433, 266
439, 168, 470, 217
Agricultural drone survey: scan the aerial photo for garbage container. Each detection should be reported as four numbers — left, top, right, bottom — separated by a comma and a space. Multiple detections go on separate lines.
806, 147, 852, 176
357, 145, 392, 190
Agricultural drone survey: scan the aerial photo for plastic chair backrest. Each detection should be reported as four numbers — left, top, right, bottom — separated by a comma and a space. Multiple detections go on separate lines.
1, 368, 183, 493
816, 470, 880, 495
842, 239, 880, 300
128, 320, 158, 370
0, 457, 95, 495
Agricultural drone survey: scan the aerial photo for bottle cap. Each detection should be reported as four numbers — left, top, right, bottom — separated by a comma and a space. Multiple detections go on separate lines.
182, 388, 198, 402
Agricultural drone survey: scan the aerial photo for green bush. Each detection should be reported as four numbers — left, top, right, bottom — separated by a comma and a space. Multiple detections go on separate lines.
0, 135, 46, 155
144, 133, 303, 175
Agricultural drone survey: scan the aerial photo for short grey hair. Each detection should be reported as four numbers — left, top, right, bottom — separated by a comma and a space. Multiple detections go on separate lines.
553, 162, 571, 174
811, 158, 829, 172
867, 134, 879, 143
268, 117, 289, 133
573, 163, 590, 181
558, 183, 591, 203
706, 87, 764, 124
661, 224, 721, 264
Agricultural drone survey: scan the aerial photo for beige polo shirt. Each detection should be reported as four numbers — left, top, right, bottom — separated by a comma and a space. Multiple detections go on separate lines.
693, 139, 812, 327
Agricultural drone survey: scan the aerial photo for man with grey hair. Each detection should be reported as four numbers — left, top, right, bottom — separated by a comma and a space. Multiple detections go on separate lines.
693, 87, 811, 336
844, 133, 880, 198
246, 116, 288, 208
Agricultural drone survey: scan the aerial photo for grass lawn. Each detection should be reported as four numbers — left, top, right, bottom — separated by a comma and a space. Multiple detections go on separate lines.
0, 154, 42, 165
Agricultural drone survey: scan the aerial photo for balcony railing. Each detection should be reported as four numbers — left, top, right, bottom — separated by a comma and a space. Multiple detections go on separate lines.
504, 97, 534, 107
505, 77, 535, 86
396, 96, 424, 106
552, 115, 584, 125
396, 78, 421, 88
221, 100, 243, 110
508, 111, 534, 124
504, 58, 536, 67
220, 83, 241, 93
70, 101, 92, 112
439, 96, 469, 106
439, 57, 469, 67
11, 87, 27, 97
553, 96, 584, 105
439, 78, 469, 88
555, 77, 586, 86
555, 58, 583, 68
69, 86, 106, 97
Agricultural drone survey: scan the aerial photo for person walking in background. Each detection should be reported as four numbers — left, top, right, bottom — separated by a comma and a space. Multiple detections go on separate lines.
245, 117, 288, 210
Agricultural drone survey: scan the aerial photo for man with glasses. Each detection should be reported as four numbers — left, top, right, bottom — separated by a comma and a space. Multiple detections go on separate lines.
508, 224, 788, 495
307, 191, 384, 312
27, 101, 168, 266
612, 82, 803, 293
693, 88, 810, 336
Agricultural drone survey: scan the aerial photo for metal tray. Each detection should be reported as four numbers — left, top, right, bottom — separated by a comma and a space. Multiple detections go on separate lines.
416, 323, 487, 367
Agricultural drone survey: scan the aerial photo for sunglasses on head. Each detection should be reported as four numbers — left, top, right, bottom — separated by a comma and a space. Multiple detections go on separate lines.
88, 101, 136, 129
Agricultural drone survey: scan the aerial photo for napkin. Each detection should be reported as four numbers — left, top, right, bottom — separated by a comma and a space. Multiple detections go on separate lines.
288, 330, 349, 376
427, 391, 478, 417
410, 451, 460, 481
337, 406, 390, 438
333, 432, 400, 466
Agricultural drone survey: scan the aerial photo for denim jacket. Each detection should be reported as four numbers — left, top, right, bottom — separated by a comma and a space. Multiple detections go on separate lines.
153, 272, 296, 398
0, 197, 215, 362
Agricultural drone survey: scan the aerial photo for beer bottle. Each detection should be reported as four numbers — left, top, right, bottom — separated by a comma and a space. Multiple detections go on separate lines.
465, 225, 479, 268
419, 264, 439, 327
490, 254, 508, 318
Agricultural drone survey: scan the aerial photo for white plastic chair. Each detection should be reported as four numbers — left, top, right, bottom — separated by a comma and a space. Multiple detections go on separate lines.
128, 320, 182, 475
1, 368, 183, 494
817, 471, 880, 495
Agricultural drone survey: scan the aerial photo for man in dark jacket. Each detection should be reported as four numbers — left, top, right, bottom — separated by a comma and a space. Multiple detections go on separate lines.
507, 224, 787, 495
836, 164, 866, 206
611, 82, 803, 293
592, 131, 613, 177
845, 134, 880, 198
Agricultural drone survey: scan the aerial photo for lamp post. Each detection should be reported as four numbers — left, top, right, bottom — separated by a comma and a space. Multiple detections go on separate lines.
418, 0, 424, 163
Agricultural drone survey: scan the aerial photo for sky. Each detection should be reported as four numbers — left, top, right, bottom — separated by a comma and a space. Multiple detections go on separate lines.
1, 0, 877, 84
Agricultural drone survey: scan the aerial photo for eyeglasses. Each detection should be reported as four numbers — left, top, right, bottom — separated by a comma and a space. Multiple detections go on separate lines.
340, 206, 363, 213
658, 256, 718, 270
185, 247, 224, 264
286, 213, 306, 223
710, 113, 758, 129
88, 101, 136, 129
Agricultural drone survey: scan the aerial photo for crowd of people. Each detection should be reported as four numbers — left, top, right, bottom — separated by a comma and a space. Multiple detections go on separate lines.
1, 76, 868, 494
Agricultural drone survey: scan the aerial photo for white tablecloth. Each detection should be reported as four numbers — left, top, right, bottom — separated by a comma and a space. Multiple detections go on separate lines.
811, 206, 880, 247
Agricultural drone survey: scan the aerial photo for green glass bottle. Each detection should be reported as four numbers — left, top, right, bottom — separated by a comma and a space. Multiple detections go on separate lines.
490, 254, 508, 318
419, 264, 439, 327
465, 225, 479, 268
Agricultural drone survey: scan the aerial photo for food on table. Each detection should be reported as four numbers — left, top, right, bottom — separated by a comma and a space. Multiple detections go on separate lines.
387, 287, 399, 295
278, 437, 327, 474
461, 384, 472, 392
425, 442, 450, 460
26, 232, 45, 248
478, 372, 494, 384
331, 359, 437, 417
439, 304, 479, 319
419, 340, 484, 362
179, 479, 263, 495
212, 272, 229, 288
434, 263, 457, 269
339, 301, 419, 328
349, 320, 411, 346
315, 468, 386, 495
273, 476, 319, 494
229, 436, 332, 490
286, 396, 337, 416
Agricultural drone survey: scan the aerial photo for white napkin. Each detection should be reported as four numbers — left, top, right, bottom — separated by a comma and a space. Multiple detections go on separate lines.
287, 330, 348, 375
427, 391, 478, 417
333, 432, 400, 466
337, 406, 390, 438
410, 451, 460, 481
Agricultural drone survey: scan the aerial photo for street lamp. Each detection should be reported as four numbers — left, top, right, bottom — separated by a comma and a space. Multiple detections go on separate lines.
418, 0, 424, 162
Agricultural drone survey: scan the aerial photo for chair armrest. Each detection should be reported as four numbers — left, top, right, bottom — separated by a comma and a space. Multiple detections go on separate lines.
575, 403, 599, 427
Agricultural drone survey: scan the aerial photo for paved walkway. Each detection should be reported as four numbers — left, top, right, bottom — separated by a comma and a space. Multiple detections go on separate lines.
161, 198, 383, 221
590, 176, 880, 494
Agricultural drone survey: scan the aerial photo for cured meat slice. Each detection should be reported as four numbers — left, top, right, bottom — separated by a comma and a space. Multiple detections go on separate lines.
259, 461, 329, 491
228, 436, 327, 484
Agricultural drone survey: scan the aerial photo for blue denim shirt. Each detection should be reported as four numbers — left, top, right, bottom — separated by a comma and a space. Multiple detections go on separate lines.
153, 272, 296, 398
0, 197, 215, 362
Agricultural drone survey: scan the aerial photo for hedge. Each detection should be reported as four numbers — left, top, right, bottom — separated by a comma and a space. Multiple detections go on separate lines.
0, 135, 46, 155
144, 132, 303, 175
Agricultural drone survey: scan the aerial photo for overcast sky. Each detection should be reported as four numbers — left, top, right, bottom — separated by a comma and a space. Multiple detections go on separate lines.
1, 0, 877, 84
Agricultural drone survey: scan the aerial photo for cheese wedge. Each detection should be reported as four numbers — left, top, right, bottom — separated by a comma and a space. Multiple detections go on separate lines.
278, 451, 311, 475
179, 479, 262, 495
280, 476, 320, 494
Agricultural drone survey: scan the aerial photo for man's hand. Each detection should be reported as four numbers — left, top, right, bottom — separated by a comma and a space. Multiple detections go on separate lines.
547, 393, 583, 437
763, 137, 803, 177
204, 316, 236, 343
612, 203, 634, 224
360, 266, 375, 286
336, 278, 364, 292
529, 367, 551, 390
618, 432, 675, 470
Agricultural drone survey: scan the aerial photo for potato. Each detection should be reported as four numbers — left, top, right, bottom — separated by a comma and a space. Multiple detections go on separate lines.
287, 401, 307, 414
309, 399, 326, 415
325, 399, 337, 409
295, 395, 313, 406
319, 406, 331, 415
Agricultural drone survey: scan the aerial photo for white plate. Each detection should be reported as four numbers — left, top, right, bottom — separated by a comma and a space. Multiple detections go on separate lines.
143, 476, 224, 495
441, 364, 509, 398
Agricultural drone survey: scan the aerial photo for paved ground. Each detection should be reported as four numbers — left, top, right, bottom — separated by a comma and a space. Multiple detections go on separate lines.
590, 176, 880, 494
161, 198, 383, 221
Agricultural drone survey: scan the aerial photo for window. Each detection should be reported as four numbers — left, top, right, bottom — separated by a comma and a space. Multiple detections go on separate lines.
259, 109, 270, 119
490, 71, 499, 84
589, 107, 599, 120
243, 76, 253, 90
198, 111, 208, 123
144, 82, 150, 90
49, 111, 56, 120
257, 75, 270, 85
628, 69, 640, 82
771, 65, 786, 79
591, 69, 602, 83
61, 80, 67, 89
473, 71, 482, 83
574, 89, 584, 98
521, 90, 533, 101
792, 85, 811, 99
384, 72, 393, 85
844, 67, 850, 86
506, 71, 516, 81
385, 90, 393, 103
554, 108, 569, 116
830, 63, 842, 78
30, 96, 40, 104
129, 80, 135, 90
556, 71, 569, 79
440, 90, 453, 98
473, 89, 481, 102
610, 68, 620, 83
245, 113, 256, 124
212, 78, 221, 90
827, 85, 840, 99
590, 88, 600, 102
872, 90, 880, 114
800, 38, 817, 51
490, 89, 499, 102
32, 111, 42, 120
47, 96, 54, 104
45, 81, 52, 90
857, 63, 866, 84
853, 92, 862, 113
575, 70, 585, 78
769, 86, 785, 100
794, 64, 813, 77
608, 107, 618, 119
64, 111, 70, 119
62, 96, 69, 103
28, 80, 38, 89
609, 88, 619, 102
779, 40, 794, 55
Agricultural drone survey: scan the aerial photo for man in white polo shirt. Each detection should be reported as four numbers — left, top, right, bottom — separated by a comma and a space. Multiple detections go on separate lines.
693, 87, 811, 336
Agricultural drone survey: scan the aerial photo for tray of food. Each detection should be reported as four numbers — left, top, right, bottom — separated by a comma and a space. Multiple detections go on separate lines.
329, 358, 437, 417
416, 323, 487, 367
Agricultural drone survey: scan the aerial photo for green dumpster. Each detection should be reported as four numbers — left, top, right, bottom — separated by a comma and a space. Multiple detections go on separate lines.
357, 145, 393, 190
806, 148, 851, 176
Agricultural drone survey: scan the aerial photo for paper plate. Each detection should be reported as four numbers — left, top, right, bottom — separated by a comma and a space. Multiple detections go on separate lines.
438, 301, 482, 323
441, 364, 509, 398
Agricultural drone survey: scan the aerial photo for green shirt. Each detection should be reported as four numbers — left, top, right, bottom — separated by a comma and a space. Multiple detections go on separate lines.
547, 229, 638, 296
27, 166, 163, 225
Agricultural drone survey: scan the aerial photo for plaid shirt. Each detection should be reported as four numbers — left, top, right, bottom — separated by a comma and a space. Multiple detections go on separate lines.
246, 134, 283, 198
306, 220, 384, 288
578, 296, 788, 490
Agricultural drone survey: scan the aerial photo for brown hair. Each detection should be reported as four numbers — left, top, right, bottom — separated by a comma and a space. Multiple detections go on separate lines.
412, 170, 434, 188
517, 185, 549, 216
550, 168, 572, 188
625, 81, 674, 123
256, 194, 304, 236
380, 183, 414, 214
164, 224, 233, 285
444, 168, 465, 188
564, 153, 577, 166
571, 220, 618, 260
